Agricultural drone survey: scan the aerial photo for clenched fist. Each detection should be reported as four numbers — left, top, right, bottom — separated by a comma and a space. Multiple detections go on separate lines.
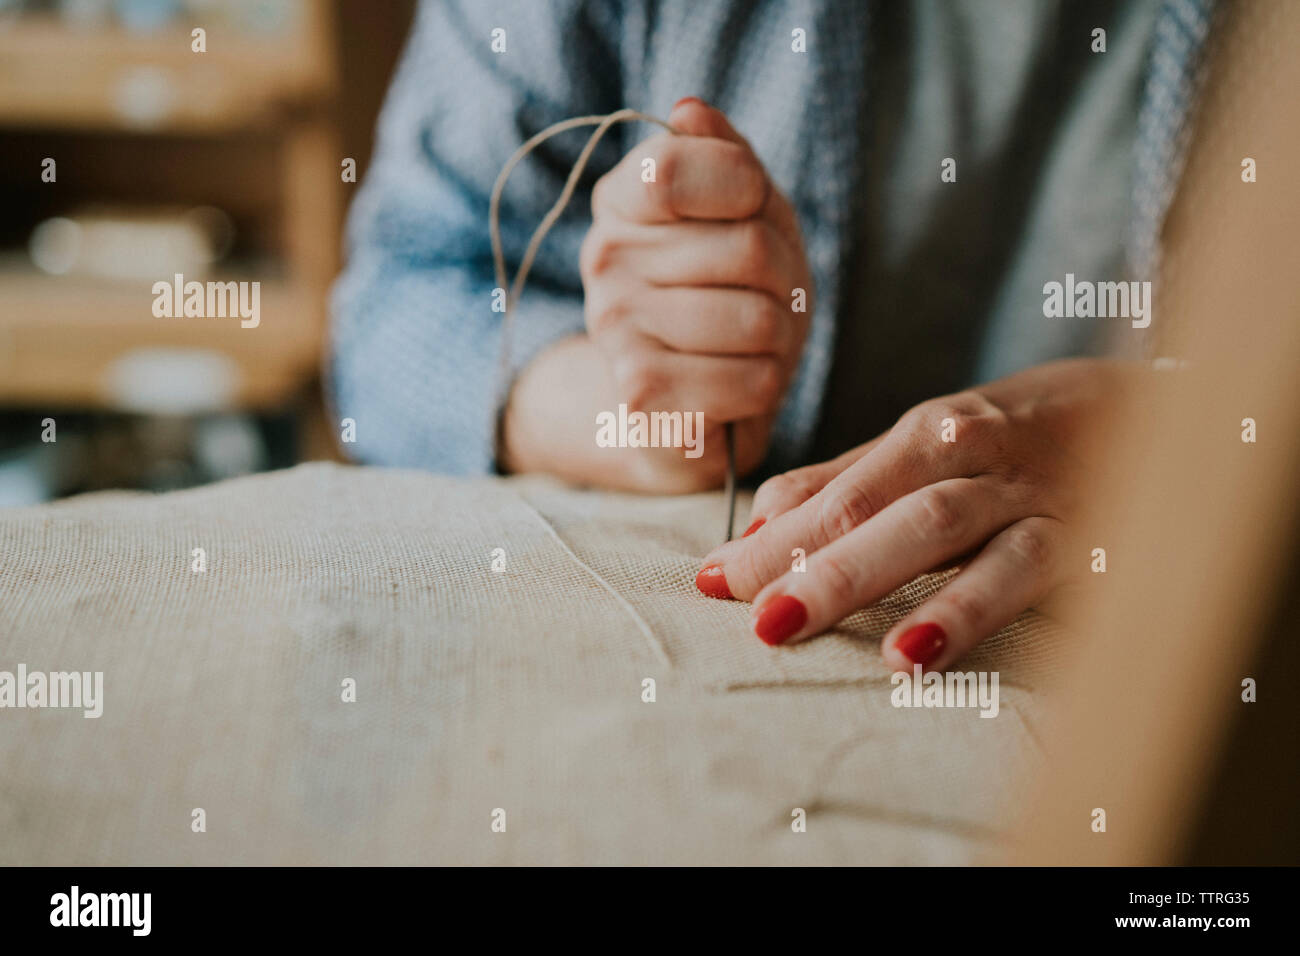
502, 98, 812, 493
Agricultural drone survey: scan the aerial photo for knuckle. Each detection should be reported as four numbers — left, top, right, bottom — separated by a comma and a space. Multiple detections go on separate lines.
650, 140, 681, 216
741, 297, 784, 351
729, 543, 769, 595
736, 155, 768, 217
914, 484, 968, 540
939, 585, 987, 631
758, 469, 813, 505
611, 354, 660, 411
946, 389, 995, 418
736, 220, 774, 272
585, 294, 633, 336
957, 388, 1004, 419
579, 227, 619, 280
755, 472, 799, 504
815, 551, 859, 606
821, 483, 880, 540
947, 408, 980, 436
1004, 521, 1053, 570
900, 393, 998, 445
950, 391, 1008, 443
938, 408, 979, 443
990, 455, 1033, 492
653, 138, 680, 183
749, 358, 783, 409
895, 399, 935, 435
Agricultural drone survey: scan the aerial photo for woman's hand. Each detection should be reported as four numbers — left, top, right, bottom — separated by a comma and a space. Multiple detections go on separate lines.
695, 359, 1142, 669
503, 98, 811, 492
577, 97, 812, 490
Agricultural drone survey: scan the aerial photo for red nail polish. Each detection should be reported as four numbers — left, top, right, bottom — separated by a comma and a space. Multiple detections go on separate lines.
753, 594, 807, 645
896, 622, 947, 665
742, 518, 765, 537
695, 563, 733, 600
673, 95, 704, 109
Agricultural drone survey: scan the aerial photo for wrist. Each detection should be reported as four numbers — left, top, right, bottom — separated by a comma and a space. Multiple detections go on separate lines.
500, 335, 638, 488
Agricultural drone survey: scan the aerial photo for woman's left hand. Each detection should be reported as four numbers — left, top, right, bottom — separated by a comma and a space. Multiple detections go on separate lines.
695, 358, 1141, 670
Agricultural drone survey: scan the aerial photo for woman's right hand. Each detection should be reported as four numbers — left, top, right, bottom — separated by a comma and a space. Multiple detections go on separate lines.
503, 98, 812, 493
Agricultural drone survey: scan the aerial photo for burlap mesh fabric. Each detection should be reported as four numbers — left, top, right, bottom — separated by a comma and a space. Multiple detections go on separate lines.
1, 463, 1061, 864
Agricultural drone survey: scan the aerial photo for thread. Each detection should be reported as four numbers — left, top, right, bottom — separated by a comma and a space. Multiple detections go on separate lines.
489, 109, 738, 542
514, 489, 672, 669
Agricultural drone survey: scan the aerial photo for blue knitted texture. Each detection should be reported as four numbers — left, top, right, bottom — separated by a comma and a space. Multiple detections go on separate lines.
331, 0, 1212, 475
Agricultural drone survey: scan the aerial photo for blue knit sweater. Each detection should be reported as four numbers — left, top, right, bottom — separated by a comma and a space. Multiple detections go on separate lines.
330, 0, 1212, 476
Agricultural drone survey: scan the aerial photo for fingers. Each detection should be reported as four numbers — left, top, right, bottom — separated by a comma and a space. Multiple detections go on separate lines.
592, 132, 767, 224
591, 99, 792, 230
588, 286, 796, 357
665, 99, 803, 243
580, 218, 806, 304
743, 462, 845, 537
602, 338, 784, 423
746, 476, 1019, 645
744, 439, 883, 531
578, 97, 811, 495
668, 97, 754, 149
700, 426, 972, 601
879, 516, 1066, 671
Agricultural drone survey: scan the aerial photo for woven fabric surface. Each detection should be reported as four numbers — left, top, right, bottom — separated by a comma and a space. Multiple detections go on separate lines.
0, 463, 1062, 864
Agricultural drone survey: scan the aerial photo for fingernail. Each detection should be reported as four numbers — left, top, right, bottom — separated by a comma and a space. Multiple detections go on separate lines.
673, 95, 705, 109
695, 563, 733, 600
753, 594, 807, 645
895, 622, 947, 665
742, 518, 765, 537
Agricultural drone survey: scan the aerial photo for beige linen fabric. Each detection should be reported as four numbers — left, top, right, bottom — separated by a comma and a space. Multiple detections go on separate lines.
0, 463, 1061, 864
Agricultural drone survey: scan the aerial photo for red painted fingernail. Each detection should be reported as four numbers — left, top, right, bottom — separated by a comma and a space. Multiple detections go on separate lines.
896, 622, 947, 665
742, 518, 765, 537
695, 563, 733, 600
673, 95, 705, 109
753, 594, 807, 645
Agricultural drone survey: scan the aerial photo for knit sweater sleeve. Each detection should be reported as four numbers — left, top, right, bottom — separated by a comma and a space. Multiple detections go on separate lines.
329, 0, 625, 473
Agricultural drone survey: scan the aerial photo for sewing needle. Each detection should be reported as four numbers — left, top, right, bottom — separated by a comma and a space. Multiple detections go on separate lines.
723, 421, 736, 541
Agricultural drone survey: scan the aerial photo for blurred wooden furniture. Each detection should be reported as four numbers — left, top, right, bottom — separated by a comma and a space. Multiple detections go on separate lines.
0, 3, 340, 412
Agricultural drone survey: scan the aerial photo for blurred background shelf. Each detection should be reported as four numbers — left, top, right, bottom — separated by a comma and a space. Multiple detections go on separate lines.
0, 0, 416, 504
0, 9, 333, 132
0, 267, 319, 409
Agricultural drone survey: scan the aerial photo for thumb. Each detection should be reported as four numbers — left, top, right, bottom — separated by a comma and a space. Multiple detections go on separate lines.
667, 96, 753, 150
